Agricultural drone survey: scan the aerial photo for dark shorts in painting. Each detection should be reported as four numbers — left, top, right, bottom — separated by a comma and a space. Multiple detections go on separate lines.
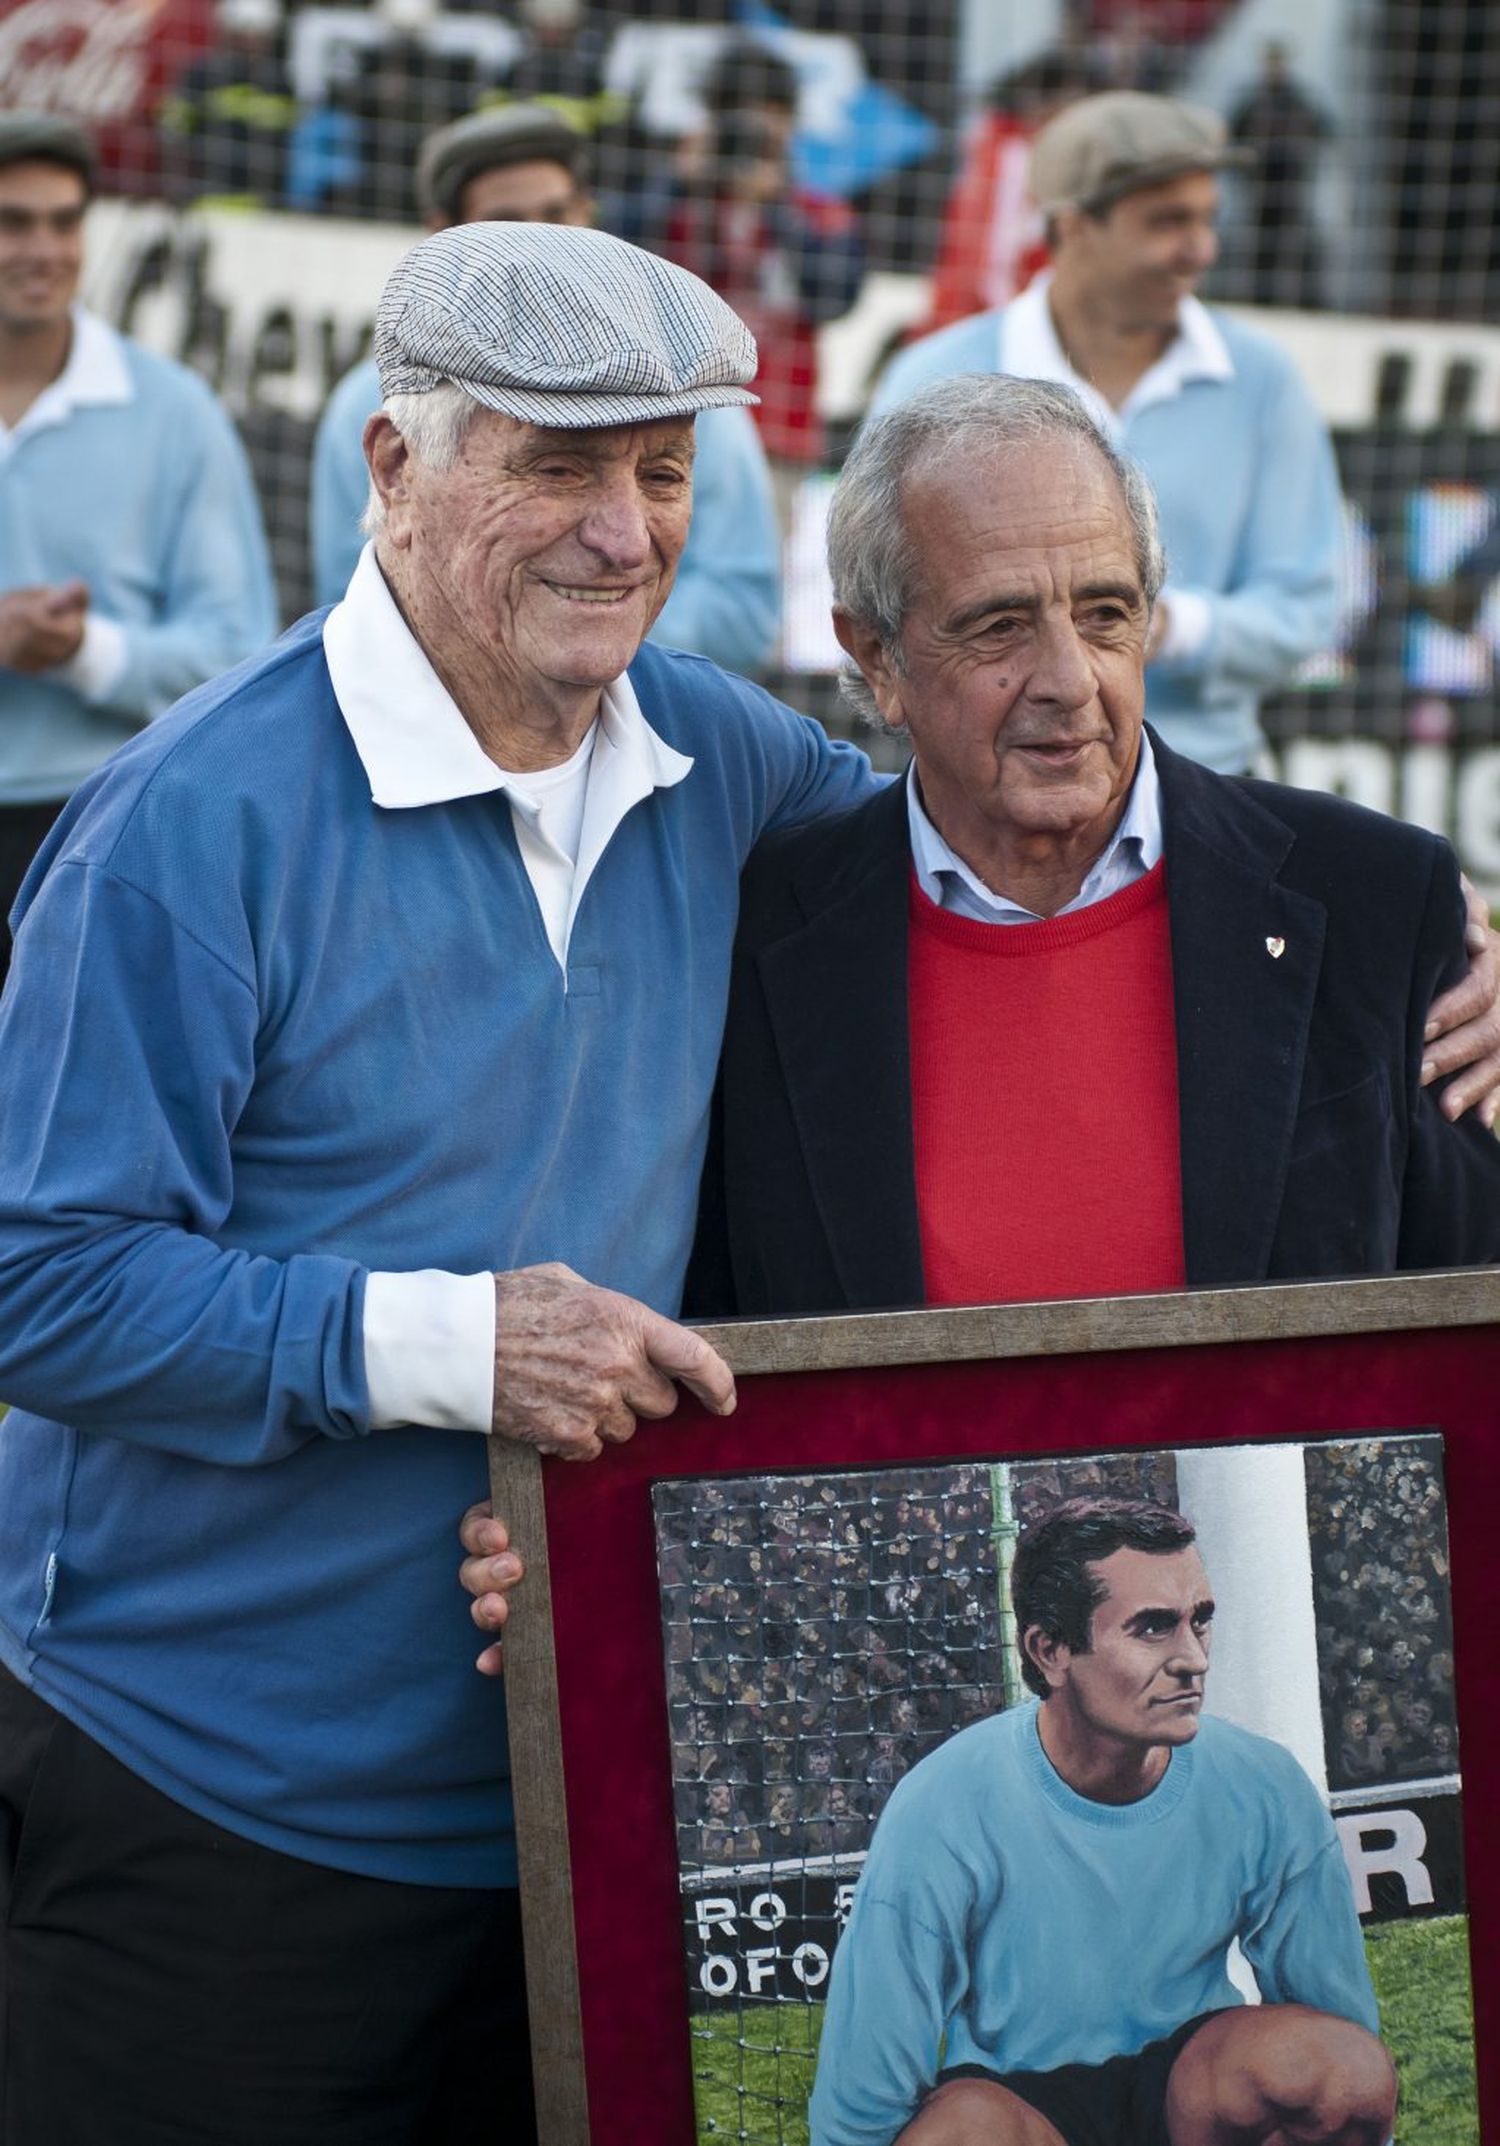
934, 2009, 1226, 2146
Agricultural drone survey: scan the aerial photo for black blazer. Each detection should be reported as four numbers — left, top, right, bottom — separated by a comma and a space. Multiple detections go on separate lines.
687, 732, 1500, 1317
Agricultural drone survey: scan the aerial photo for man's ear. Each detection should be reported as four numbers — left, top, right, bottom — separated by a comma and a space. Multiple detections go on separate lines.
365, 415, 415, 547
832, 607, 907, 729
1022, 1624, 1072, 1693
1050, 202, 1077, 244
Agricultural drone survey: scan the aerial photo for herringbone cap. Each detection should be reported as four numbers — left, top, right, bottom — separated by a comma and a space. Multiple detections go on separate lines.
374, 222, 759, 428
1031, 92, 1250, 214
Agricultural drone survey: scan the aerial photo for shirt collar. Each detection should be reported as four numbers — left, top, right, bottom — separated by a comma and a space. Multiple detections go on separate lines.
999, 271, 1233, 435
323, 541, 694, 810
0, 307, 133, 448
907, 726, 1164, 923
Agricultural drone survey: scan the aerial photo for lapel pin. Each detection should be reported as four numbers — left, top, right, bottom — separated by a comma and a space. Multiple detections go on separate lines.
1265, 936, 1286, 959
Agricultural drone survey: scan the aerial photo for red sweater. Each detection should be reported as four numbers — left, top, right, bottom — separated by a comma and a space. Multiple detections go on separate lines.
908, 863, 1186, 1307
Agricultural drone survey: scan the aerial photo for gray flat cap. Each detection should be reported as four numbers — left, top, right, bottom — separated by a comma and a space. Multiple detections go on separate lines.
0, 110, 96, 189
375, 222, 759, 429
416, 104, 587, 224
1031, 91, 1249, 215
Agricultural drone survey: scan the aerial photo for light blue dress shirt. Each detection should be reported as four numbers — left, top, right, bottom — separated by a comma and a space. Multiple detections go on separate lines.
0, 310, 276, 805
906, 727, 1164, 923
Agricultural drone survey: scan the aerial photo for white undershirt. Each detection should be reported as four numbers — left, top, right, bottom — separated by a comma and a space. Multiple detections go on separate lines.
498, 720, 598, 964
324, 544, 695, 1432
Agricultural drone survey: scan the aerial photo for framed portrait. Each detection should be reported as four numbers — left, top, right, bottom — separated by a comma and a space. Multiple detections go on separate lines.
489, 1271, 1500, 2146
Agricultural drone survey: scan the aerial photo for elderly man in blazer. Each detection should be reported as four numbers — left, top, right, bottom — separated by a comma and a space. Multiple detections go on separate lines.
686, 374, 1500, 1320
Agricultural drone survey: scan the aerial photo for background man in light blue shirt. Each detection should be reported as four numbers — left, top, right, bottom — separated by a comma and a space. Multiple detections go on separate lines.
870, 90, 1342, 783
0, 110, 276, 974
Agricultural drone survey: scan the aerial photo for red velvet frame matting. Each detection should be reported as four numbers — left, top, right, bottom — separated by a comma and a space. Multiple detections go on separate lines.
542, 1322, 1500, 2143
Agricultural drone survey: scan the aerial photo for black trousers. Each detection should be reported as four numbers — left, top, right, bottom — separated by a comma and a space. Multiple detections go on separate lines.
0, 801, 66, 986
0, 1670, 536, 2146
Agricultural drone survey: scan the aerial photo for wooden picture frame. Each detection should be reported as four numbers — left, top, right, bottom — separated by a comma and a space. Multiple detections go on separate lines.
489, 1270, 1500, 2145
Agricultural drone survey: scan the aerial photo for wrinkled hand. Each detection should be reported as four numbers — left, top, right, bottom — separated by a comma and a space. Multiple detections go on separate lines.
492, 1261, 736, 1461
459, 1500, 524, 1676
0, 582, 88, 672
1422, 875, 1500, 1128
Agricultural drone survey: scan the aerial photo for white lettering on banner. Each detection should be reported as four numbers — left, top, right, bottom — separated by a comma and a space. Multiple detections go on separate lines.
698, 1954, 737, 1998
1336, 1810, 1435, 1917
834, 1882, 857, 1927
1272, 741, 1500, 905
694, 1897, 737, 1944
1279, 739, 1395, 815
748, 1891, 787, 1933
1402, 743, 1453, 835
694, 1943, 832, 1999
82, 200, 412, 419
602, 23, 730, 142
695, 1942, 832, 1999
85, 202, 1500, 428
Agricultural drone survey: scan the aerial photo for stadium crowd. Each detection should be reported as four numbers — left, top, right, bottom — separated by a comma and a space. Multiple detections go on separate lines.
1304, 1438, 1460, 1791
656, 1439, 1462, 1878
656, 1466, 1004, 1866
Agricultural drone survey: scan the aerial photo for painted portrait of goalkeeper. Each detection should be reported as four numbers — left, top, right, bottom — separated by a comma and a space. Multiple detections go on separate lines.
808, 1496, 1397, 2146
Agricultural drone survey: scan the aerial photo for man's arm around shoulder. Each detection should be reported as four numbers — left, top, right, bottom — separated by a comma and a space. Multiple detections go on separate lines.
1395, 835, 1500, 1266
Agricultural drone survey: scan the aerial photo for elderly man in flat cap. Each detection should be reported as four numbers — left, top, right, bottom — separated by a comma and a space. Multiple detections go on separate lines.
311, 103, 782, 676
0, 224, 873, 2144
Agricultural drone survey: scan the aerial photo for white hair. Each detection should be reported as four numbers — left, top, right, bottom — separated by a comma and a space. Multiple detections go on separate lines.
360, 380, 485, 536
827, 374, 1166, 725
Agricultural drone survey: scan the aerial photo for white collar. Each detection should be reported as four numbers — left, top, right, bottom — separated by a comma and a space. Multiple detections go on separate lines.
0, 307, 133, 447
1000, 271, 1233, 436
907, 726, 1164, 923
323, 541, 694, 812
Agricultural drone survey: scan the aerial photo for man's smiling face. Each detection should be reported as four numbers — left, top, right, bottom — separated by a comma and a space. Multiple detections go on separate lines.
1065, 170, 1221, 337
0, 160, 86, 337
389, 407, 695, 725
841, 434, 1149, 912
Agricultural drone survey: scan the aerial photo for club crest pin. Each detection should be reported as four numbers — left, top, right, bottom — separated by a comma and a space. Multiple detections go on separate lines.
1265, 936, 1286, 959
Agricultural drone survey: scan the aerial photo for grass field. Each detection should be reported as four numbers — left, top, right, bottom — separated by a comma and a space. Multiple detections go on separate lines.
688, 1915, 1477, 2146
1367, 1916, 1478, 2146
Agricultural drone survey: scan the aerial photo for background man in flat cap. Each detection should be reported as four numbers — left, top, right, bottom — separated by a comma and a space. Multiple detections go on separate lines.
311, 102, 782, 676
866, 87, 1500, 1110
0, 110, 275, 978
0, 222, 873, 2144
870, 90, 1336, 784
